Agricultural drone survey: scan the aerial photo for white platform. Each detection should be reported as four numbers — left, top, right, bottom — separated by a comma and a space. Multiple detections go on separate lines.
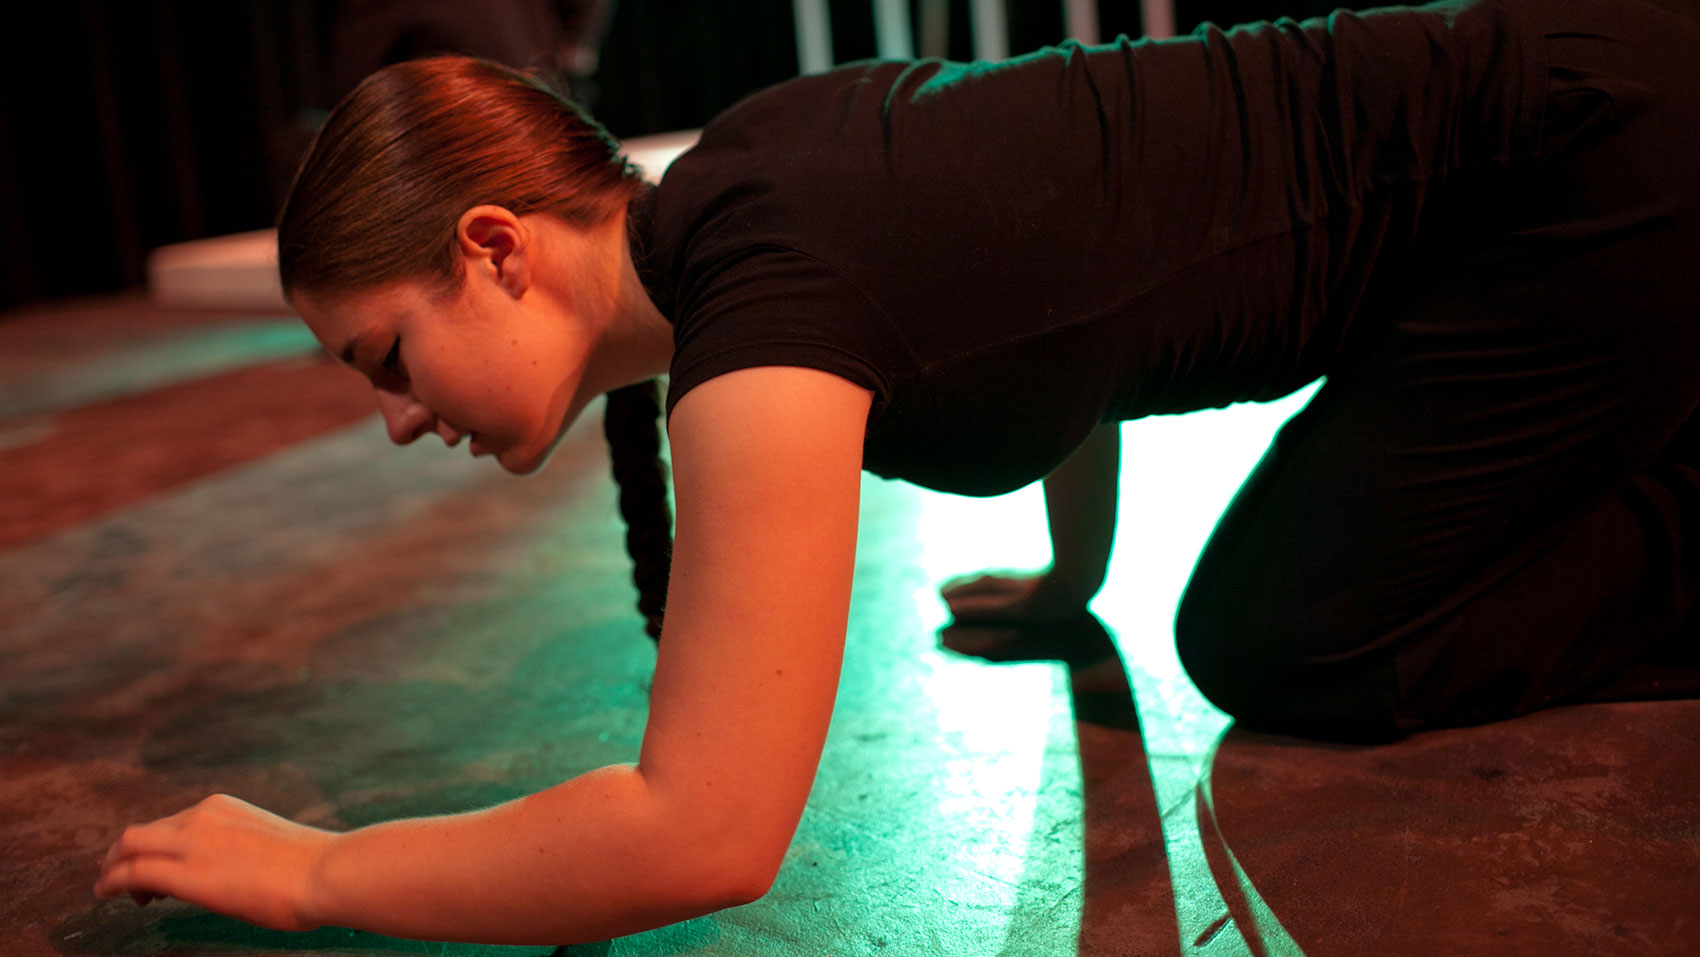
147, 129, 702, 312
147, 229, 288, 312
621, 129, 701, 184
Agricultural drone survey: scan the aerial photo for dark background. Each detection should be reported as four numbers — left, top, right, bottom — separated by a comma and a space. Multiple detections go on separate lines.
0, 0, 1338, 311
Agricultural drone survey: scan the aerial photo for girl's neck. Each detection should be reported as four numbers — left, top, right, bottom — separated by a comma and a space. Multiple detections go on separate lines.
590, 220, 674, 396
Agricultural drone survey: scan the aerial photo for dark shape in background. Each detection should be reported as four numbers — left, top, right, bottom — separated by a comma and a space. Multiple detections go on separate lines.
0, 0, 1344, 313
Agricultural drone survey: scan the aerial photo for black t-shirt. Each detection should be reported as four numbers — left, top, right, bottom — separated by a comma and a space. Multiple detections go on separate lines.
633, 0, 1545, 496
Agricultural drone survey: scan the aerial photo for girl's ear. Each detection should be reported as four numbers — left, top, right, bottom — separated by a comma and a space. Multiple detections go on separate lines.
456, 205, 531, 298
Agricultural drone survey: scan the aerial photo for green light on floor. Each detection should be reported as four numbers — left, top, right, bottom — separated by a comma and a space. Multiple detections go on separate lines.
901, 383, 1321, 954
0, 320, 324, 420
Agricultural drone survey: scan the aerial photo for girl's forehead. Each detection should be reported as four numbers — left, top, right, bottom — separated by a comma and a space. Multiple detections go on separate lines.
298, 281, 430, 332
294, 287, 403, 362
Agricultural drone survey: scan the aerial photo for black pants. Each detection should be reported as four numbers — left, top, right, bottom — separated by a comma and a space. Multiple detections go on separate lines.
1175, 0, 1700, 739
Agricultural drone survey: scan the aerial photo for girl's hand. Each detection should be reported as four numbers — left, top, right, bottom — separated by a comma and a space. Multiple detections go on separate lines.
94, 793, 335, 932
940, 570, 1096, 624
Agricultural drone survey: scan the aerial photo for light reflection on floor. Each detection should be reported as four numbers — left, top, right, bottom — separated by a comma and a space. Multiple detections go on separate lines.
906, 383, 1319, 955
909, 463, 1065, 939
0, 318, 321, 420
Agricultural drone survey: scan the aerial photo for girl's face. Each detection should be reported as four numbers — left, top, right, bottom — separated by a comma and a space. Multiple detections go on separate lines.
295, 272, 593, 476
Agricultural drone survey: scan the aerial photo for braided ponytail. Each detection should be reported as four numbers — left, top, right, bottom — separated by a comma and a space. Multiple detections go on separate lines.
603, 380, 673, 640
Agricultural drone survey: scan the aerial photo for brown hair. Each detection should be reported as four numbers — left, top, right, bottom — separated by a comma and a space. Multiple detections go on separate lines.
278, 55, 672, 640
278, 55, 644, 298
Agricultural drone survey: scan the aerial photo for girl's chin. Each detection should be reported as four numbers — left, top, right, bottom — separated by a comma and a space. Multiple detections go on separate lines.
494, 439, 550, 476
499, 406, 579, 475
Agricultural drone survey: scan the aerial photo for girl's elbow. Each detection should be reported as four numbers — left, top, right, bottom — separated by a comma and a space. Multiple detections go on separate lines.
700, 831, 787, 908
729, 846, 786, 906
659, 818, 788, 912
712, 871, 775, 911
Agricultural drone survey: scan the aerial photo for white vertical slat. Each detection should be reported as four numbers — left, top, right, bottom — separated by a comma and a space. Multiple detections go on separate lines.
1141, 0, 1176, 39
1063, 0, 1100, 44
793, 0, 835, 73
968, 0, 1009, 60
873, 0, 915, 59
917, 0, 950, 58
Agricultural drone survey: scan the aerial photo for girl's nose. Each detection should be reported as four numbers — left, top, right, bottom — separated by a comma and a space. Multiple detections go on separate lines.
374, 389, 434, 445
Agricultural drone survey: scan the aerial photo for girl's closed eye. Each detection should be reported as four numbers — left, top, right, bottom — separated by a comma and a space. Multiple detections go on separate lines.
370, 337, 407, 390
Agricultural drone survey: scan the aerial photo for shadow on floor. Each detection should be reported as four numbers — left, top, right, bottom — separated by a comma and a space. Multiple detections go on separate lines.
942, 614, 1700, 956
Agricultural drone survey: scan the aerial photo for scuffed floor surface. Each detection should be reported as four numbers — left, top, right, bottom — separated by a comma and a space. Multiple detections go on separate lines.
2, 295, 1697, 956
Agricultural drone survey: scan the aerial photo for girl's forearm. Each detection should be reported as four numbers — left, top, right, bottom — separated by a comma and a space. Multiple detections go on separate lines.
305, 763, 763, 945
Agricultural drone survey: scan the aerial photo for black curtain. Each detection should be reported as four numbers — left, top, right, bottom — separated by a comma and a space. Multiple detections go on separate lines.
0, 2, 333, 308
0, 0, 1346, 312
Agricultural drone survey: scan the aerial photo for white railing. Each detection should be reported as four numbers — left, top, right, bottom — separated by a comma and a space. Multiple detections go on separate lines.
793, 0, 1175, 73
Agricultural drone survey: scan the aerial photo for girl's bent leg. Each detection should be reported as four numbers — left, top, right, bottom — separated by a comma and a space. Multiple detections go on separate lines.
1174, 0, 1700, 741
1175, 378, 1700, 741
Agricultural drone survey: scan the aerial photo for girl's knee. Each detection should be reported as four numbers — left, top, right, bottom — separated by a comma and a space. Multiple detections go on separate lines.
1175, 597, 1402, 742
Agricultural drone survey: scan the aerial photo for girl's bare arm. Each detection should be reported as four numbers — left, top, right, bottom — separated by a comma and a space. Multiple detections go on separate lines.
98, 365, 872, 946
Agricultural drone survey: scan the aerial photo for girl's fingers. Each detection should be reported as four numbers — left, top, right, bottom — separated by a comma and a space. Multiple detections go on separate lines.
941, 574, 1024, 598
945, 587, 1011, 609
94, 856, 173, 901
939, 576, 993, 597
947, 595, 1028, 622
104, 824, 181, 870
98, 825, 187, 904
945, 596, 991, 616
944, 573, 1048, 622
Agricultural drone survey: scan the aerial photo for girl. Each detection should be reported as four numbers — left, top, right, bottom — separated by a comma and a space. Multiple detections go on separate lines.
96, 0, 1699, 944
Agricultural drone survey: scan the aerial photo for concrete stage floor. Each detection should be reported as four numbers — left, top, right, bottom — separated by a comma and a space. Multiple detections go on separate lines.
3, 295, 1697, 956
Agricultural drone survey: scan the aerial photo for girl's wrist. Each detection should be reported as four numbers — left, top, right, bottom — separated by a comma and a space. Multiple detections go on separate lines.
1038, 567, 1102, 602
1030, 569, 1100, 616
296, 828, 344, 932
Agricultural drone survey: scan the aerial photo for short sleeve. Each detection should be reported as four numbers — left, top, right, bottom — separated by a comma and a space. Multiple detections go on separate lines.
664, 246, 907, 420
